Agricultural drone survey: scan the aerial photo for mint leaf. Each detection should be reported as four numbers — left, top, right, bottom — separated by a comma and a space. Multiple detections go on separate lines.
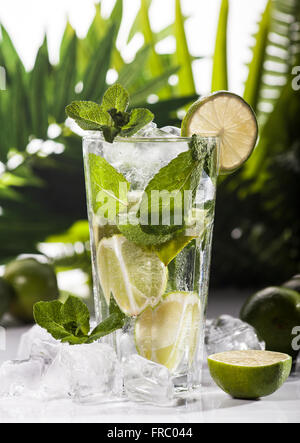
139, 135, 210, 237
108, 108, 130, 128
102, 126, 121, 144
118, 221, 172, 247
66, 101, 110, 130
120, 108, 154, 137
65, 84, 154, 143
87, 313, 125, 343
34, 296, 90, 344
88, 153, 130, 221
102, 83, 129, 113
87, 296, 126, 343
61, 295, 90, 337
33, 300, 78, 342
34, 295, 128, 345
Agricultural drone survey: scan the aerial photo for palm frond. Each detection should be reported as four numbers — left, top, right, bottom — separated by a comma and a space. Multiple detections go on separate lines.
174, 0, 196, 96
211, 0, 229, 92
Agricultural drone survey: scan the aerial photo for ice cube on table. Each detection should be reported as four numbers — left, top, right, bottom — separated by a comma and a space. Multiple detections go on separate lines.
41, 342, 119, 401
0, 359, 44, 397
18, 325, 58, 361
205, 315, 265, 356
123, 355, 174, 405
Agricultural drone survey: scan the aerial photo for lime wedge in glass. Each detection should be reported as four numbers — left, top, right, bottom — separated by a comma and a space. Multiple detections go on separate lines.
97, 235, 168, 316
135, 291, 201, 372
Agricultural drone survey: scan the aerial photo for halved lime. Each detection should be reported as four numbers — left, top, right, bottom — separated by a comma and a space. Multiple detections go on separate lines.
135, 291, 201, 372
182, 92, 258, 173
208, 350, 292, 399
97, 235, 168, 316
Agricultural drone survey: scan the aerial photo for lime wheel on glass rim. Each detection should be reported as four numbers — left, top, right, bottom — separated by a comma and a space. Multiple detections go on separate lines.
181, 91, 258, 173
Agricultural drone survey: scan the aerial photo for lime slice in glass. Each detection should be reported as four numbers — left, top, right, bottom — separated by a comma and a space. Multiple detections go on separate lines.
208, 350, 292, 399
135, 291, 201, 372
97, 235, 168, 316
182, 91, 258, 174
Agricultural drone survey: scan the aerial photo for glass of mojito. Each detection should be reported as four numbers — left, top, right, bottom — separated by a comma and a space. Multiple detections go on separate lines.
83, 130, 219, 392
65, 84, 258, 398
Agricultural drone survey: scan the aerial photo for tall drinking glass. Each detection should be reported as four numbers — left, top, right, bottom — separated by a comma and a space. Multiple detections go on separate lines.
83, 133, 219, 396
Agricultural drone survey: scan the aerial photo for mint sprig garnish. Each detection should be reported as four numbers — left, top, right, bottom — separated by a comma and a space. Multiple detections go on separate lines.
66, 83, 154, 143
33, 295, 127, 345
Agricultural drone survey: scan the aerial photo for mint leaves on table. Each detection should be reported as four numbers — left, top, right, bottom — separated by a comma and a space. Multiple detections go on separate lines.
33, 295, 127, 345
66, 83, 154, 143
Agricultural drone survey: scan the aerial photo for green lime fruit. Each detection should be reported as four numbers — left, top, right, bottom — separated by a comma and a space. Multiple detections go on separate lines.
282, 275, 300, 293
240, 287, 300, 359
97, 235, 168, 317
208, 350, 292, 399
135, 291, 201, 372
0, 277, 15, 320
4, 258, 59, 323
181, 91, 258, 174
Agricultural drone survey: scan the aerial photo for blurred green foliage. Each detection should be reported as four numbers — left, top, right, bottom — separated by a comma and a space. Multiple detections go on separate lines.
212, 0, 300, 286
0, 0, 299, 288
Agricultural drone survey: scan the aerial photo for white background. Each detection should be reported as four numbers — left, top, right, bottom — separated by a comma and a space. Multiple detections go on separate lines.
0, 0, 268, 95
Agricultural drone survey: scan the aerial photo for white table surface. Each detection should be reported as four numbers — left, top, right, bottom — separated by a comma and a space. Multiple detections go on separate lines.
0, 326, 299, 423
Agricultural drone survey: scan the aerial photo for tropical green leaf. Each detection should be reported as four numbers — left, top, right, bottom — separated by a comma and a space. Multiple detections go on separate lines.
53, 34, 77, 122
0, 25, 25, 81
244, 0, 272, 112
29, 37, 50, 138
134, 0, 171, 98
174, 0, 195, 95
59, 20, 76, 61
211, 0, 229, 92
81, 24, 116, 102
130, 67, 180, 106
117, 46, 151, 88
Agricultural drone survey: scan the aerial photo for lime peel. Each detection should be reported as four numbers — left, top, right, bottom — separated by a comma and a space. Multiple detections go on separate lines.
208, 350, 292, 399
182, 91, 258, 174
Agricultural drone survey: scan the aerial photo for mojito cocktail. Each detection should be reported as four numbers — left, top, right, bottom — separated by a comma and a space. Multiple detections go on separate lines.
63, 83, 258, 400
83, 131, 219, 392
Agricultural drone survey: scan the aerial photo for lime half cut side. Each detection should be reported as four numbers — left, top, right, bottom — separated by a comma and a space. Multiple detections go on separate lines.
97, 235, 168, 317
208, 350, 292, 399
182, 92, 258, 174
135, 291, 201, 373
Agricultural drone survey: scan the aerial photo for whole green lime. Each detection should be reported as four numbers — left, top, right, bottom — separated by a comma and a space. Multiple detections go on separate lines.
4, 258, 59, 323
282, 275, 300, 293
208, 350, 292, 399
0, 277, 15, 320
240, 287, 300, 359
